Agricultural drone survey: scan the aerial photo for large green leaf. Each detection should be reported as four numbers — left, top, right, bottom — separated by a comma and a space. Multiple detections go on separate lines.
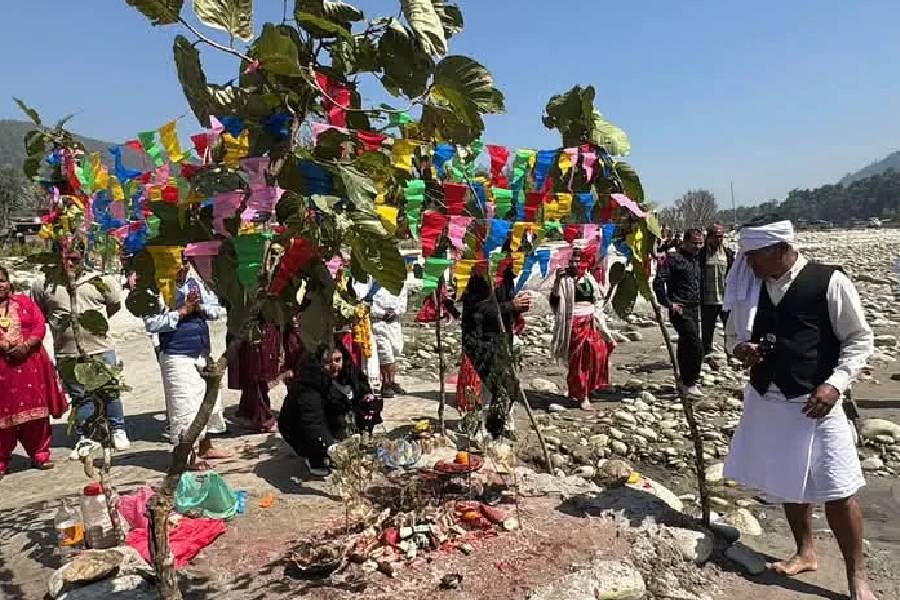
192, 0, 253, 40
74, 359, 114, 391
347, 218, 405, 294
295, 0, 363, 25
591, 110, 631, 157
13, 97, 41, 126
338, 165, 377, 213
251, 23, 305, 78
431, 0, 462, 38
173, 35, 211, 127
377, 18, 433, 98
612, 269, 638, 319
421, 55, 504, 144
125, 0, 185, 25
77, 309, 110, 338
542, 84, 596, 147
400, 0, 447, 56
614, 161, 644, 203
296, 11, 352, 40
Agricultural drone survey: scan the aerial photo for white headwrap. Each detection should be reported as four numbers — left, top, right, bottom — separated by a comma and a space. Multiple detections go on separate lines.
723, 220, 795, 343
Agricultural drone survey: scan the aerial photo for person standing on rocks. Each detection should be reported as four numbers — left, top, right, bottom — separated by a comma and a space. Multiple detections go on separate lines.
32, 247, 131, 453
700, 223, 734, 357
458, 263, 531, 438
0, 266, 67, 479
550, 240, 616, 411
652, 228, 705, 397
359, 276, 408, 399
144, 256, 230, 470
722, 220, 877, 600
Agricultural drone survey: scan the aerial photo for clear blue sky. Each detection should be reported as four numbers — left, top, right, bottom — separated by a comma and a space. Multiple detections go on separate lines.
3, 1, 900, 209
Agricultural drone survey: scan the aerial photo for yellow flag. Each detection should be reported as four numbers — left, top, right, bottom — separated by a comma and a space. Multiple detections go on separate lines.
543, 199, 559, 222
391, 139, 419, 173
558, 151, 573, 176
159, 120, 187, 163
147, 245, 185, 309
511, 221, 530, 252
222, 130, 249, 168
110, 176, 125, 201
376, 205, 399, 234
556, 192, 573, 217
510, 252, 525, 275
627, 225, 647, 259
454, 259, 478, 300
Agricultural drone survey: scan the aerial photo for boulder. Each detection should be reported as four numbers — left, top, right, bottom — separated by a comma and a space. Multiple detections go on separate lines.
528, 559, 646, 600
861, 456, 884, 471
859, 418, 900, 443
725, 543, 766, 575
873, 334, 897, 348
705, 463, 725, 483
627, 475, 684, 512
668, 527, 714, 564
57, 576, 155, 600
597, 459, 634, 485
727, 508, 762, 536
531, 378, 561, 393
49, 546, 151, 598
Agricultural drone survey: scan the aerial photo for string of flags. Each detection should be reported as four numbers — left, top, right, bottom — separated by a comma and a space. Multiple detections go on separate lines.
35, 103, 655, 305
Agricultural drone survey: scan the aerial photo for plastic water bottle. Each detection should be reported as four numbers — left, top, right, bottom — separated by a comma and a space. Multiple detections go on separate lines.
54, 498, 84, 562
81, 482, 115, 549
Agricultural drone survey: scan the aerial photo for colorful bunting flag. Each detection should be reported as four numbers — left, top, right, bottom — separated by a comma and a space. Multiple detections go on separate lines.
222, 130, 249, 168
392, 139, 419, 173
577, 192, 596, 221
443, 182, 467, 215
533, 149, 557, 191
184, 240, 223, 282
486, 144, 509, 187
493, 188, 513, 219
484, 219, 512, 256
433, 143, 456, 179
404, 179, 426, 240
421, 210, 448, 257
138, 130, 165, 168
159, 120, 188, 163
376, 205, 399, 234
422, 257, 453, 296
447, 215, 473, 250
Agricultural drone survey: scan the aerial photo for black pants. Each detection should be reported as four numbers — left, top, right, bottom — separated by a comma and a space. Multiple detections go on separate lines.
701, 304, 728, 355
671, 304, 702, 387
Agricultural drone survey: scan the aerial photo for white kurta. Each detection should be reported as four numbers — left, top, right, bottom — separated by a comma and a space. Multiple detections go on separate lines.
369, 285, 408, 365
723, 254, 872, 503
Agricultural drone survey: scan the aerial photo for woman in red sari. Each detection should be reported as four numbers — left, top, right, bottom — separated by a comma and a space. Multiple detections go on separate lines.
0, 266, 67, 478
550, 243, 616, 410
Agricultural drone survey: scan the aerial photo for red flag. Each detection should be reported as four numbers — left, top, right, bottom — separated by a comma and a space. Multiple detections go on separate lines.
356, 131, 387, 152
125, 139, 143, 152
486, 145, 509, 187
525, 191, 543, 222
443, 182, 468, 216
315, 71, 350, 128
191, 133, 209, 160
421, 210, 448, 257
564, 224, 582, 245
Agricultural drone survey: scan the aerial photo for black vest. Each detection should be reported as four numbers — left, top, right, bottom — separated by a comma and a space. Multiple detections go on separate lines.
750, 262, 840, 397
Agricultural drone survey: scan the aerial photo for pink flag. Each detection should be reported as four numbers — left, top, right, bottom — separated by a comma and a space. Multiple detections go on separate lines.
547, 247, 573, 277
311, 122, 348, 144
583, 224, 599, 241
247, 186, 284, 213
241, 157, 270, 189
611, 193, 648, 218
447, 216, 474, 250
185, 240, 223, 281
581, 151, 596, 182
212, 190, 244, 236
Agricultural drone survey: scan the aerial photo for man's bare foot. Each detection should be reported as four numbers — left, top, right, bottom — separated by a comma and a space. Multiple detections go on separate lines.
850, 577, 878, 600
198, 448, 232, 460
771, 553, 818, 576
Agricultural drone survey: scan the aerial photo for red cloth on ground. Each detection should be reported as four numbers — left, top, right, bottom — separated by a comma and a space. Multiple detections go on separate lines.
127, 517, 227, 569
0, 417, 51, 472
566, 314, 611, 400
455, 352, 482, 413
0, 294, 67, 431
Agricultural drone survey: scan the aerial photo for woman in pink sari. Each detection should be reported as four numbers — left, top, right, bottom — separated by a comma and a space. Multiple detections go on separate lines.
0, 266, 67, 478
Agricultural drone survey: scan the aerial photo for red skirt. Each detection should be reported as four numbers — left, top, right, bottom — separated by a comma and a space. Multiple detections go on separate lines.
566, 314, 611, 400
454, 352, 482, 413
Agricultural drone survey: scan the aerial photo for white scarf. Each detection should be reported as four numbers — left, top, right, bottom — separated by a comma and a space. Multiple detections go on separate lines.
723, 220, 795, 343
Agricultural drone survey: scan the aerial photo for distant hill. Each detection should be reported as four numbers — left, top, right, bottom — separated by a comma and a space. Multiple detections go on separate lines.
0, 119, 132, 170
840, 150, 900, 186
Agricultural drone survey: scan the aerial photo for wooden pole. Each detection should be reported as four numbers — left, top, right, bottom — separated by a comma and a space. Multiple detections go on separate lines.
648, 294, 711, 526
435, 288, 446, 433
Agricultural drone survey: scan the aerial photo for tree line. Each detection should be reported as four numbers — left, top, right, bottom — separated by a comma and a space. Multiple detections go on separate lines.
659, 169, 900, 232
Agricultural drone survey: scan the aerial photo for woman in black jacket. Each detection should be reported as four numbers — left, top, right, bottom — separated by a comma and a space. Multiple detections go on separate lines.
278, 343, 382, 476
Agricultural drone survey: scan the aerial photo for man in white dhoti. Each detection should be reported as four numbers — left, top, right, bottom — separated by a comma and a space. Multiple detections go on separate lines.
145, 258, 231, 470
723, 220, 877, 600
366, 280, 408, 399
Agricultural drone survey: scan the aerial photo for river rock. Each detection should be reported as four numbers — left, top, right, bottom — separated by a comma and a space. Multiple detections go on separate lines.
615, 410, 637, 426
860, 418, 900, 442
532, 378, 560, 393
611, 440, 628, 455
57, 576, 155, 600
574, 465, 596, 478
705, 463, 725, 483
727, 508, 762, 536
873, 334, 898, 347
548, 403, 567, 414
668, 527, 714, 564
861, 456, 884, 471
624, 331, 644, 342
49, 546, 151, 598
597, 459, 634, 485
725, 543, 767, 575
527, 559, 646, 600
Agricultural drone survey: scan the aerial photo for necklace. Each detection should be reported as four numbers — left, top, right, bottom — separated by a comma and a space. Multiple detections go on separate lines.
0, 299, 10, 331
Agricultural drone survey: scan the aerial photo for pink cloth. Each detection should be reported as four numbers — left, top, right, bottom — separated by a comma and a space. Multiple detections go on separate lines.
117, 487, 154, 530
126, 517, 227, 569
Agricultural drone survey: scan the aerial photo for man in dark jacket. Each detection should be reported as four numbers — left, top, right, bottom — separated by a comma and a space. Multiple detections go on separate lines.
699, 223, 735, 356
653, 228, 705, 397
